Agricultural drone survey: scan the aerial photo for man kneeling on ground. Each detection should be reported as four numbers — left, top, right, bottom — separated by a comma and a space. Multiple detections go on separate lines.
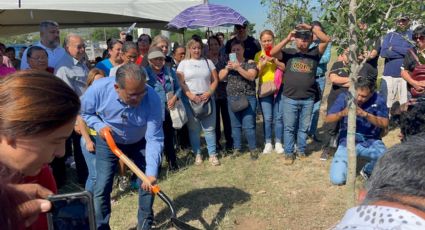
332, 135, 425, 228
325, 76, 388, 185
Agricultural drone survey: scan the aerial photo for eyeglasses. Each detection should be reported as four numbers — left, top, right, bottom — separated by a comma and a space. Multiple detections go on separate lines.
413, 35, 425, 41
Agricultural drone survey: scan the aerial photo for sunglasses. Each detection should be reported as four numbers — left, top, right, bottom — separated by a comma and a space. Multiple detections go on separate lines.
413, 35, 425, 41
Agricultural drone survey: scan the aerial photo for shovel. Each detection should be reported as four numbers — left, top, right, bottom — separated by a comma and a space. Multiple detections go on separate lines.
102, 128, 199, 230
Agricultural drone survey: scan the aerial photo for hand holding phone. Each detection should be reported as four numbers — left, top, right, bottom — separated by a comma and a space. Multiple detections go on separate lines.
47, 191, 96, 230
229, 53, 237, 63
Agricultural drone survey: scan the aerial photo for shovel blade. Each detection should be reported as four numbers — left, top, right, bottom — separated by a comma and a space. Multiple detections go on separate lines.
171, 217, 200, 230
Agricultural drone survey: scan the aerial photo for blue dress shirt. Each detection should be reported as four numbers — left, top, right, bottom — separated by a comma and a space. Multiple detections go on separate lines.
80, 76, 164, 177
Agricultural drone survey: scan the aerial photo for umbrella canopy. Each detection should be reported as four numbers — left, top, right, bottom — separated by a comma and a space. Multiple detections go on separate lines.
167, 3, 247, 29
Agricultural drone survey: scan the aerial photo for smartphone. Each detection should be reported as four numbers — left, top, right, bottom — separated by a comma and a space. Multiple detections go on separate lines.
229, 53, 237, 63
47, 191, 96, 230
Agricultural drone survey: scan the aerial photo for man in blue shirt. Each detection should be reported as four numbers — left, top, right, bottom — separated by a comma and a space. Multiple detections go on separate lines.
380, 15, 414, 111
81, 63, 164, 230
326, 76, 388, 185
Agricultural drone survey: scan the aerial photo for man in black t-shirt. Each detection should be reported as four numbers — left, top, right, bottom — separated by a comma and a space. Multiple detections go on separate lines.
271, 23, 330, 165
320, 48, 378, 160
225, 22, 261, 60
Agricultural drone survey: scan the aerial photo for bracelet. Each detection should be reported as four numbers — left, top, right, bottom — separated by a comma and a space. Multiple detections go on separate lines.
208, 88, 215, 95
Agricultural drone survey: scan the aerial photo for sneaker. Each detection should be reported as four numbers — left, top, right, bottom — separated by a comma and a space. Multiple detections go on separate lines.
297, 152, 307, 160
320, 147, 331, 161
118, 176, 129, 192
250, 150, 259, 160
360, 168, 370, 181
209, 155, 220, 166
274, 142, 284, 154
262, 143, 273, 154
283, 154, 295, 165
195, 154, 203, 165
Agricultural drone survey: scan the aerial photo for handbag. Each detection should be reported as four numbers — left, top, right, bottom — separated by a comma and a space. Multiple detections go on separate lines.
229, 95, 249, 113
258, 81, 276, 98
169, 99, 187, 129
189, 98, 212, 119
408, 49, 425, 98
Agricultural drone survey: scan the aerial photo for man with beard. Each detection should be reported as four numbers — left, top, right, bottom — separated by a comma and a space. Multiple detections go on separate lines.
20, 20, 65, 70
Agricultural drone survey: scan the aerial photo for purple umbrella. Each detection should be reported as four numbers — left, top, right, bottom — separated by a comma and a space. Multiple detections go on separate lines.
167, 3, 248, 29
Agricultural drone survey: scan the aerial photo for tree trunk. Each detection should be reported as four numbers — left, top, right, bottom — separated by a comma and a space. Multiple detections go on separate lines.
346, 0, 359, 208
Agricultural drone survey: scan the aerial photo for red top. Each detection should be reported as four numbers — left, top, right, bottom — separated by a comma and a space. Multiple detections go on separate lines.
23, 165, 58, 230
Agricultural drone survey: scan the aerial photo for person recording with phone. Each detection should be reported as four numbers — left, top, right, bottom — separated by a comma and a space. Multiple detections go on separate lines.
145, 47, 181, 171
270, 23, 330, 165
0, 70, 81, 229
81, 63, 164, 230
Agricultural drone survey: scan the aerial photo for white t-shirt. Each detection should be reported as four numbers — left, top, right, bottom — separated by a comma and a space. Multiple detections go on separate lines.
177, 58, 215, 94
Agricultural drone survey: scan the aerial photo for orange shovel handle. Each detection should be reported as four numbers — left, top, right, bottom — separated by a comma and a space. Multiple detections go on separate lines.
102, 128, 160, 194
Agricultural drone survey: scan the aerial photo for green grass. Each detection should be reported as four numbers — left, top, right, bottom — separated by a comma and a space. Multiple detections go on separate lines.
57, 50, 399, 229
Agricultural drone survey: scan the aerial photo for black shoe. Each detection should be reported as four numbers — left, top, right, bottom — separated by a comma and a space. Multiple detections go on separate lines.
297, 152, 307, 160
283, 154, 295, 165
250, 150, 259, 160
320, 147, 331, 161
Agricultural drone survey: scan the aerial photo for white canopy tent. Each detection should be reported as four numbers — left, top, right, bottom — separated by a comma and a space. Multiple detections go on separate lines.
0, 0, 203, 37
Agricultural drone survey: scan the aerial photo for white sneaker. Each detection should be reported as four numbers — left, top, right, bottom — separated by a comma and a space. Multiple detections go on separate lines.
275, 142, 284, 154
262, 143, 273, 154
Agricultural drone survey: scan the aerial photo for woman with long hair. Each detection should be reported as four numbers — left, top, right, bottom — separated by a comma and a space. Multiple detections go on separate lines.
255, 30, 286, 154
95, 38, 123, 76
177, 38, 220, 166
0, 70, 80, 229
219, 40, 259, 160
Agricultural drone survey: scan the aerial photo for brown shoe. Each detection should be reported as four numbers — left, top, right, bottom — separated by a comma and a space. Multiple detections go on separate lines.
209, 155, 220, 166
283, 154, 295, 165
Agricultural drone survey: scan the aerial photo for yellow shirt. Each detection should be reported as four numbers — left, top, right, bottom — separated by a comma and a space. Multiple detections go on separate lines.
254, 50, 277, 83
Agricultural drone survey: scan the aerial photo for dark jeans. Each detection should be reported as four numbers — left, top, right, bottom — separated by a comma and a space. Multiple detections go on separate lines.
215, 98, 233, 149
93, 136, 154, 230
51, 130, 87, 187
176, 125, 190, 150
164, 109, 177, 169
323, 89, 347, 147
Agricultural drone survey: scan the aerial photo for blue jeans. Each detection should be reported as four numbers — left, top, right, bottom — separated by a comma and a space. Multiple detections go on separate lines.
308, 76, 325, 136
227, 95, 257, 150
329, 140, 386, 185
81, 135, 96, 193
93, 136, 154, 230
259, 86, 284, 144
183, 99, 217, 156
283, 96, 314, 154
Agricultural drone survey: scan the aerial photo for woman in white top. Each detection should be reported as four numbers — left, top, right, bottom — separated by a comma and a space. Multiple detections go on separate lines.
177, 38, 220, 166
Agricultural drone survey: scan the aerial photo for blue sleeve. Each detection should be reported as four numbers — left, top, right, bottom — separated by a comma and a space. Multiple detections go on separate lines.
320, 43, 332, 64
171, 68, 182, 98
144, 90, 164, 177
380, 33, 411, 59
328, 92, 348, 115
80, 84, 107, 133
375, 95, 389, 119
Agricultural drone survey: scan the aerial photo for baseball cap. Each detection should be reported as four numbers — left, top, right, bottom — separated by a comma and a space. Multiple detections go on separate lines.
147, 47, 165, 60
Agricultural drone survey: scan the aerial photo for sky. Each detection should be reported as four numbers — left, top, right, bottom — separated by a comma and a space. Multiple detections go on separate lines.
209, 0, 321, 37
209, 0, 269, 37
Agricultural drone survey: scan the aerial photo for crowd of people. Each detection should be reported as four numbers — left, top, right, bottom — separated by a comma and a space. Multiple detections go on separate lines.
0, 15, 424, 229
